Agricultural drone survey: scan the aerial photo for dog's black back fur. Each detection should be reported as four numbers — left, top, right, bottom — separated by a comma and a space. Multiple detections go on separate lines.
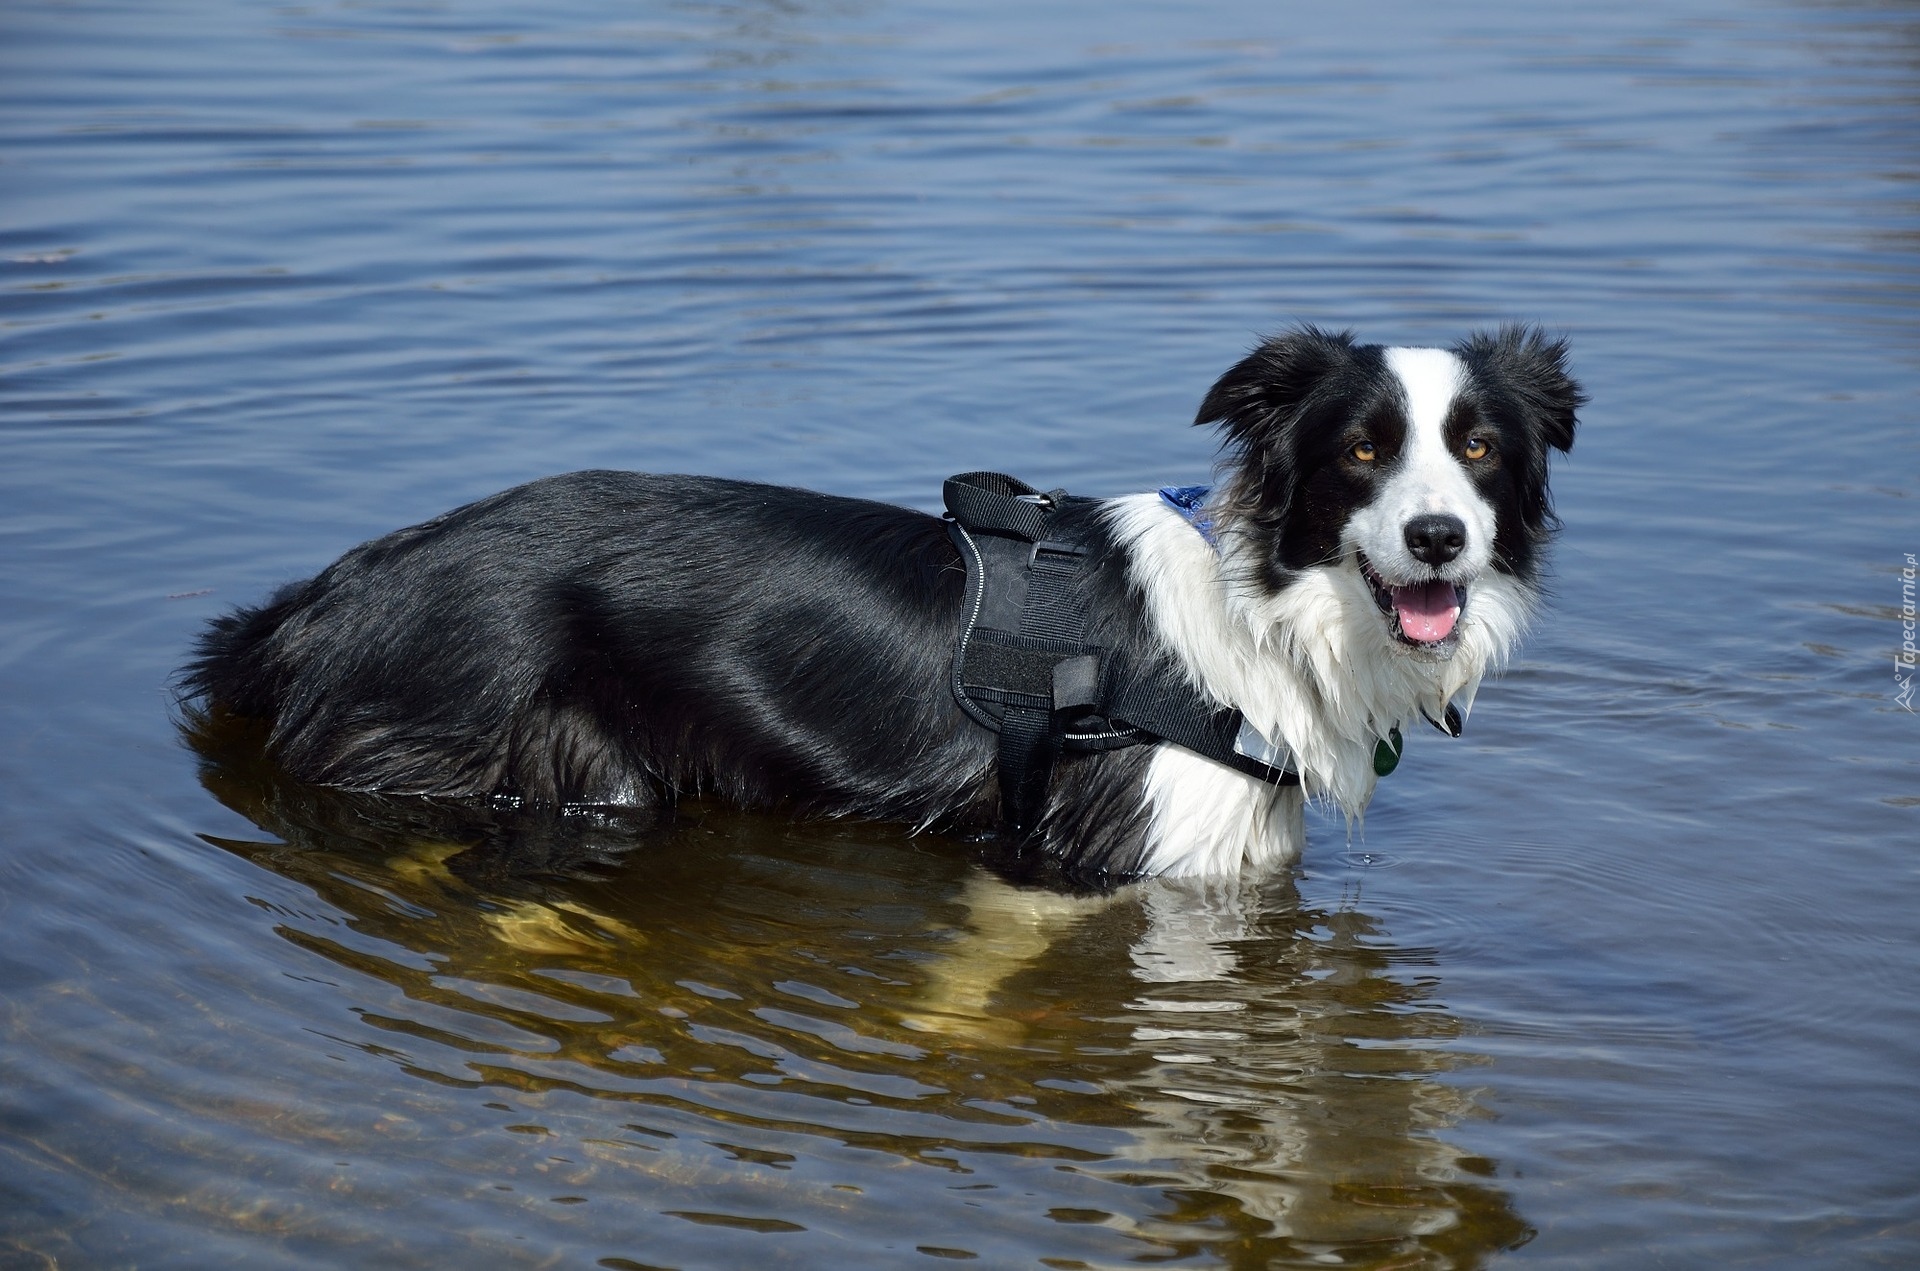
186, 471, 1164, 878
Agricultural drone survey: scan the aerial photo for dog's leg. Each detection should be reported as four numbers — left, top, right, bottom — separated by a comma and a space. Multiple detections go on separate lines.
1245, 782, 1306, 875
1140, 745, 1300, 877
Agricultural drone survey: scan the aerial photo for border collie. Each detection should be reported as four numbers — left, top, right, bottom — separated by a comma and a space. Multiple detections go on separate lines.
183, 326, 1581, 882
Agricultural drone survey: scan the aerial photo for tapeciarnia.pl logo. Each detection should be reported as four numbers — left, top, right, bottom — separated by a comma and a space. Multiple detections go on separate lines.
1898, 553, 1917, 712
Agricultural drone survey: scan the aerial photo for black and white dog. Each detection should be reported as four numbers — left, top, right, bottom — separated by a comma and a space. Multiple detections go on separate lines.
185, 326, 1581, 882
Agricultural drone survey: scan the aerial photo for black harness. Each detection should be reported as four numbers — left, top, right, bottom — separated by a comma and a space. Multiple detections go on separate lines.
942, 471, 1300, 834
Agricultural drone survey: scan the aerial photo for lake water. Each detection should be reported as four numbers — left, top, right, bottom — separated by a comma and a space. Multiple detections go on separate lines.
2, 0, 1916, 1266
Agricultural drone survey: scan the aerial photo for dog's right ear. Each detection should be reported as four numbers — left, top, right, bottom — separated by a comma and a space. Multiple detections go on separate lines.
1193, 325, 1360, 449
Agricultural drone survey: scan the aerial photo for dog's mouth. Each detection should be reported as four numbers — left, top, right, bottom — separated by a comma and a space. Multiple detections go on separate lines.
1357, 551, 1467, 648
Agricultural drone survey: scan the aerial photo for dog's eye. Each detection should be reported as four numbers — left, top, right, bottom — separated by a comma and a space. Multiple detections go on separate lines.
1351, 441, 1377, 463
1462, 437, 1490, 460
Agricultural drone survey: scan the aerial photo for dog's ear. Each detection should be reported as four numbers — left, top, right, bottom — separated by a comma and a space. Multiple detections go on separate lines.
1193, 327, 1360, 547
1193, 326, 1361, 447
1456, 326, 1585, 453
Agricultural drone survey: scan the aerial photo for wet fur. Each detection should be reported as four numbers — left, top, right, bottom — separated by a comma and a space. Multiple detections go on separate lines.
184, 326, 1581, 882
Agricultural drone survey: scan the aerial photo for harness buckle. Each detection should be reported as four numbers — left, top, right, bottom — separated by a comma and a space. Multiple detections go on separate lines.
1232, 718, 1291, 770
1028, 539, 1089, 568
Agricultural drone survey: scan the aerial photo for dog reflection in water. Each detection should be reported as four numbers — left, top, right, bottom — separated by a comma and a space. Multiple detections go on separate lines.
186, 711, 1525, 1256
900, 871, 1261, 1042
188, 706, 1251, 1020
373, 835, 1230, 1052
381, 837, 648, 958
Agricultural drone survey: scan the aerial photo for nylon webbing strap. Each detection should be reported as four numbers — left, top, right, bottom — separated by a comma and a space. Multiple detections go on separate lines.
1107, 676, 1298, 786
941, 471, 1052, 542
995, 536, 1091, 831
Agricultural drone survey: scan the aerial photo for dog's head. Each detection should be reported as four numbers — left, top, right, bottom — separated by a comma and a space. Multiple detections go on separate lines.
1196, 325, 1583, 657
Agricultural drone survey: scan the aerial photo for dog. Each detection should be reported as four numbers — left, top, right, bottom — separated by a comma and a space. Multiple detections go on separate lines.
183, 325, 1581, 883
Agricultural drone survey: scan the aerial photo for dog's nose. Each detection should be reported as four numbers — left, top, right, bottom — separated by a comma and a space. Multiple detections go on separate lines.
1404, 513, 1467, 565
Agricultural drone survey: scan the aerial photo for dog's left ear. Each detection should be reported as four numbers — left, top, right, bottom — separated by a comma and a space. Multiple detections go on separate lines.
1456, 326, 1586, 453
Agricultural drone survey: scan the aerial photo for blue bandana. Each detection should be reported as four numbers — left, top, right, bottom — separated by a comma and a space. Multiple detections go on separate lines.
1158, 484, 1217, 547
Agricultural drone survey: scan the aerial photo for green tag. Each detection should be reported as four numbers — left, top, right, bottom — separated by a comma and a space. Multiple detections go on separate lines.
1373, 726, 1404, 777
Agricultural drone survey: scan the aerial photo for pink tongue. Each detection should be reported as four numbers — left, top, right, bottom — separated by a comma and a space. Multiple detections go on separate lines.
1392, 580, 1461, 643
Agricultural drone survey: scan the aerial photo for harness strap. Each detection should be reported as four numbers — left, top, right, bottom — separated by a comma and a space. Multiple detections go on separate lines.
943, 471, 1300, 838
1105, 677, 1296, 787
941, 471, 1055, 541
1000, 536, 1097, 832
942, 475, 1097, 833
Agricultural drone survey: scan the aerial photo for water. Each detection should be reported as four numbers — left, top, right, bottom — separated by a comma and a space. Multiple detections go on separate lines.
2, 0, 1915, 1265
